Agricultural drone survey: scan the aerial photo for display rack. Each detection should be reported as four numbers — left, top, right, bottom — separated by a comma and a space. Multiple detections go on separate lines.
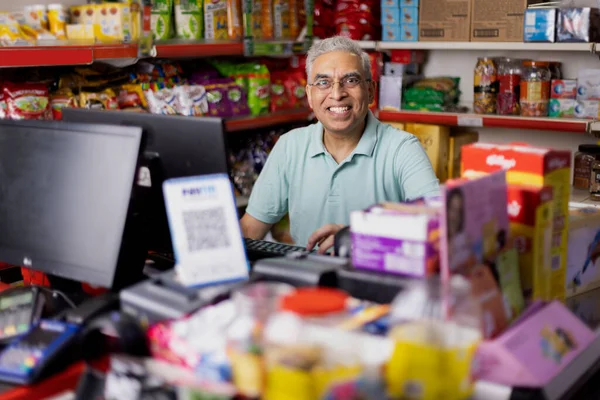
225, 108, 314, 132
378, 110, 595, 135
377, 42, 595, 52
152, 40, 245, 58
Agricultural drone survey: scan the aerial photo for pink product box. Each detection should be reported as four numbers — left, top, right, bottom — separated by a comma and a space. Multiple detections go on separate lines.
350, 203, 440, 277
476, 301, 595, 387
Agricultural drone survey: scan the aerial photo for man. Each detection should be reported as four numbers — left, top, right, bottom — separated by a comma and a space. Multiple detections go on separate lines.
240, 36, 439, 254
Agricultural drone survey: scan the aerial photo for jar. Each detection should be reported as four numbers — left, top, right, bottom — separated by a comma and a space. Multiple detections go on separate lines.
474, 57, 498, 114
227, 282, 294, 398
548, 61, 563, 80
496, 58, 522, 115
574, 145, 600, 190
590, 160, 600, 201
520, 60, 551, 117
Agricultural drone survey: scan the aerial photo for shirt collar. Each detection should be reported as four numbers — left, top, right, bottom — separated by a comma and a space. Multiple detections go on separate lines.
308, 111, 378, 158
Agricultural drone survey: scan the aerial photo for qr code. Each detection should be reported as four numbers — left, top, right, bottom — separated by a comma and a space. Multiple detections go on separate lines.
183, 207, 230, 252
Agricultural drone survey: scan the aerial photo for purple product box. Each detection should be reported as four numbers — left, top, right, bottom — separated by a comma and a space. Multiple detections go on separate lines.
350, 204, 440, 277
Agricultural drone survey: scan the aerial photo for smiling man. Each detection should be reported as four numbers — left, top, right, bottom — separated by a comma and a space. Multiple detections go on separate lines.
240, 36, 440, 253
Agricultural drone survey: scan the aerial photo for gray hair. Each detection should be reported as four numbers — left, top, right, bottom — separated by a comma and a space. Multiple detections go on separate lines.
306, 36, 372, 83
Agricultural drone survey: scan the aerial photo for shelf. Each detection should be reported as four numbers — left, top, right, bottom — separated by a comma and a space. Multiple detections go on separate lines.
225, 108, 314, 132
377, 41, 595, 52
153, 40, 245, 58
0, 43, 139, 68
378, 110, 592, 134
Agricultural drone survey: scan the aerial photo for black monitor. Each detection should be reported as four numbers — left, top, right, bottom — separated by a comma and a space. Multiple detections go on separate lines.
62, 109, 229, 254
0, 119, 146, 289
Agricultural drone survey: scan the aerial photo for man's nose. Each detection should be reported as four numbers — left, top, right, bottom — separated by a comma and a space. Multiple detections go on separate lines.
328, 82, 347, 100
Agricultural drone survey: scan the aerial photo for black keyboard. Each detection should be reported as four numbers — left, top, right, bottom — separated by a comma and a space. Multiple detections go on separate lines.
243, 238, 308, 260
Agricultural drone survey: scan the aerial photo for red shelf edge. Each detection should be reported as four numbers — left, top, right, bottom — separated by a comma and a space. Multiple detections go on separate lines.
378, 110, 588, 134
225, 109, 314, 132
93, 43, 139, 59
154, 42, 244, 58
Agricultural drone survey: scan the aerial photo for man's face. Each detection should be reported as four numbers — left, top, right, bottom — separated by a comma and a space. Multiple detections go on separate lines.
307, 51, 375, 136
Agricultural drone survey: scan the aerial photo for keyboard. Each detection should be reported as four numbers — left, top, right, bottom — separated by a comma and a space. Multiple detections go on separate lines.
243, 238, 308, 260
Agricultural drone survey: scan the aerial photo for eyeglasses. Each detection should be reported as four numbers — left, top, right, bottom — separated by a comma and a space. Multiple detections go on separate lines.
309, 76, 371, 91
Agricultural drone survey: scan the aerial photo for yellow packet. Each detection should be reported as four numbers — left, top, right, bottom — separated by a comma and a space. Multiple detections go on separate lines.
204, 0, 229, 40
47, 4, 67, 39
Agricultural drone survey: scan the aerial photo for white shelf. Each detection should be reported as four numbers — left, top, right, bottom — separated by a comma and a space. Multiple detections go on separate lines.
377, 41, 594, 52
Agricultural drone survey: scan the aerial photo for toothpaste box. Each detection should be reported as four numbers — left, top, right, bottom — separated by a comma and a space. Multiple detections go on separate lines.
548, 98, 577, 118
551, 79, 577, 99
507, 185, 554, 301
461, 143, 571, 301
577, 69, 600, 100
351, 202, 440, 278
574, 100, 600, 119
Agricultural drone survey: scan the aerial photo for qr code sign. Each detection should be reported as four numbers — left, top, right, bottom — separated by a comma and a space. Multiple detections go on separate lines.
183, 207, 230, 252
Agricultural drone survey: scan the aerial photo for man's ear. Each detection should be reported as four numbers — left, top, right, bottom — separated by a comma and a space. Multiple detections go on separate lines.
368, 79, 377, 104
306, 85, 313, 109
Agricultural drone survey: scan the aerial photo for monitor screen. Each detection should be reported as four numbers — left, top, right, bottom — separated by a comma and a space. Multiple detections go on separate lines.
0, 120, 144, 288
62, 109, 228, 253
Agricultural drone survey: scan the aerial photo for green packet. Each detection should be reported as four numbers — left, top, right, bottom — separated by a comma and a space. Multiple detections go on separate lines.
175, 0, 203, 39
402, 101, 445, 112
246, 64, 270, 116
152, 0, 174, 40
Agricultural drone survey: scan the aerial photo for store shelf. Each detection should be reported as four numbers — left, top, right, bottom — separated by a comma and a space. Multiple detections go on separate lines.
225, 108, 314, 132
378, 110, 592, 134
0, 43, 139, 68
153, 40, 245, 58
377, 41, 594, 52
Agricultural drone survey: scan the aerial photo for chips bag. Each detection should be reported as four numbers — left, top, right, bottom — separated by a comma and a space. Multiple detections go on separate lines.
50, 90, 77, 120
118, 83, 147, 110
204, 80, 233, 117
79, 89, 119, 110
174, 85, 209, 116
4, 83, 51, 120
247, 64, 270, 116
145, 88, 177, 115
227, 81, 250, 116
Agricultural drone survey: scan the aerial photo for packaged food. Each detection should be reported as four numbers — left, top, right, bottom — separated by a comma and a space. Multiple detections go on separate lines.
520, 60, 551, 117
47, 4, 67, 39
288, 0, 301, 38
251, 0, 274, 39
574, 145, 600, 190
496, 58, 521, 116
151, 0, 174, 40
19, 25, 55, 41
523, 8, 557, 43
70, 5, 96, 26
0, 18, 31, 46
204, 0, 229, 39
204, 81, 233, 117
66, 24, 95, 40
175, 0, 203, 39
117, 83, 147, 109
24, 5, 48, 30
0, 91, 6, 119
174, 85, 209, 116
145, 88, 177, 114
576, 69, 600, 100
575, 100, 600, 119
286, 70, 308, 108
227, 0, 243, 39
95, 3, 136, 42
50, 90, 77, 120
557, 7, 600, 43
473, 57, 497, 115
269, 71, 291, 112
227, 82, 250, 116
4, 83, 50, 120
79, 89, 119, 110
247, 65, 271, 116
272, 0, 291, 38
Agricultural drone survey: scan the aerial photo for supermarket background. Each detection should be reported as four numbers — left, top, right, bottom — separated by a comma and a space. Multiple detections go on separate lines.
3, 0, 600, 398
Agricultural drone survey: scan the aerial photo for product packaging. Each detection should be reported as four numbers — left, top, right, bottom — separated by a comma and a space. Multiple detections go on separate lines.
175, 0, 203, 39
151, 0, 174, 40
523, 8, 556, 42
381, 6, 400, 25
557, 7, 600, 42
378, 76, 403, 111
470, 0, 528, 42
548, 98, 577, 118
419, 0, 471, 41
204, 0, 229, 39
401, 23, 418, 41
575, 100, 600, 119
382, 24, 401, 41
577, 69, 600, 100
447, 131, 479, 179
405, 123, 450, 182
551, 79, 577, 99
566, 204, 600, 298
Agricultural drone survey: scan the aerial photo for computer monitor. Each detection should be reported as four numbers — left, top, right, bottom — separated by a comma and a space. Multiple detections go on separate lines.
62, 109, 229, 254
0, 119, 146, 289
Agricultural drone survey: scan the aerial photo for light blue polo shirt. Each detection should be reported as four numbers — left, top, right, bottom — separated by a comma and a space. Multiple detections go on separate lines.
246, 111, 440, 246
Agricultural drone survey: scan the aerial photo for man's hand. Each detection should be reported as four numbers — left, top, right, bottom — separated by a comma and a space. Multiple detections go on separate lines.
240, 213, 273, 240
307, 224, 345, 254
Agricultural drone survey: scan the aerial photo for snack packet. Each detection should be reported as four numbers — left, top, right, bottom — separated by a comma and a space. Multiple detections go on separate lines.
118, 83, 147, 109
145, 88, 177, 114
4, 83, 51, 120
175, 0, 203, 39
204, 80, 233, 117
251, 0, 273, 39
227, 0, 243, 39
174, 84, 209, 116
226, 81, 249, 116
204, 0, 228, 39
79, 89, 119, 110
152, 0, 174, 40
0, 90, 6, 119
247, 64, 270, 115
270, 71, 292, 112
50, 89, 77, 120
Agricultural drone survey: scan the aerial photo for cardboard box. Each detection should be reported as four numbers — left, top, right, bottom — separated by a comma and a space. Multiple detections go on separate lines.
382, 24, 402, 41
575, 100, 600, 119
448, 130, 479, 179
549, 99, 577, 118
401, 23, 419, 41
406, 123, 450, 182
381, 7, 401, 25
461, 143, 571, 301
566, 204, 600, 298
470, 0, 527, 42
419, 0, 471, 42
507, 185, 554, 301
401, 6, 418, 24
551, 79, 577, 99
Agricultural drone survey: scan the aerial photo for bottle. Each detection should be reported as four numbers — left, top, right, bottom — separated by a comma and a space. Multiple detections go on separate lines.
474, 57, 498, 114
